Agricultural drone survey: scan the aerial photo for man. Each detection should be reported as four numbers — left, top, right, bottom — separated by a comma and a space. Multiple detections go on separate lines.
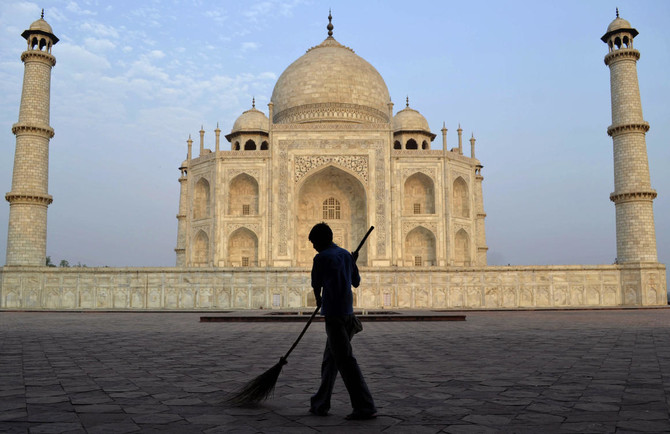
308, 222, 377, 420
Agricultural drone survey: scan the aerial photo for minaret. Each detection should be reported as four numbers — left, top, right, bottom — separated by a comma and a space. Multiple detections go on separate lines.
175, 137, 190, 267
474, 163, 488, 265
5, 11, 58, 266
601, 10, 658, 264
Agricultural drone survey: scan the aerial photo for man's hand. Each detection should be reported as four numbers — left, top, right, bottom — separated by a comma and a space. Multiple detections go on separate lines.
351, 251, 359, 263
316, 294, 322, 308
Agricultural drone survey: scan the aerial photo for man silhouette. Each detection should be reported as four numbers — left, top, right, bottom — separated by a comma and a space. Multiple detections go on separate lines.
308, 222, 377, 420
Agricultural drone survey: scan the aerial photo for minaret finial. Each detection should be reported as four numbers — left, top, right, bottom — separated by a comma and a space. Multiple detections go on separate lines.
41, 8, 44, 19
406, 96, 409, 107
327, 10, 334, 38
616, 7, 619, 18
252, 97, 255, 108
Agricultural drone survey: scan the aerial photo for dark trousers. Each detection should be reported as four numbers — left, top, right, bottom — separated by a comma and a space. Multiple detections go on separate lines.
310, 315, 376, 415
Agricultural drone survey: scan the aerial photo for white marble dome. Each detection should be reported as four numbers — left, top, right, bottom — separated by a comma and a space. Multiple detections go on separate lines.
606, 16, 633, 34
270, 37, 391, 124
231, 107, 269, 133
29, 17, 54, 34
393, 106, 430, 132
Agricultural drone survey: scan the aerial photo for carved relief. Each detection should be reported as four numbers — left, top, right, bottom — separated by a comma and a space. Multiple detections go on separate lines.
603, 286, 617, 305
227, 223, 261, 237
485, 287, 500, 307
519, 288, 533, 307
401, 167, 436, 180
274, 102, 389, 124
624, 286, 638, 305
227, 169, 261, 181
278, 146, 289, 255
294, 155, 368, 184
536, 287, 551, 306
467, 287, 482, 307
586, 285, 600, 305
402, 222, 438, 236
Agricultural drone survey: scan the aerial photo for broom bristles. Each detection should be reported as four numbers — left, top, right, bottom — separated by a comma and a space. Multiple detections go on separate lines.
227, 357, 287, 405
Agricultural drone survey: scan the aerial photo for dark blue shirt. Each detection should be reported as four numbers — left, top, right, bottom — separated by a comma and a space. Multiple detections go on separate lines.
311, 243, 360, 316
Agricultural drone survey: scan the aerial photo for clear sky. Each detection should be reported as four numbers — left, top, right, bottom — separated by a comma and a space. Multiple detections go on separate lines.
0, 0, 668, 270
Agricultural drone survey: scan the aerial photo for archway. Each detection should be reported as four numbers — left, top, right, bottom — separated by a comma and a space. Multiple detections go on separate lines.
296, 166, 367, 265
229, 173, 259, 216
454, 229, 470, 266
405, 226, 436, 266
193, 230, 209, 266
228, 228, 258, 267
453, 177, 469, 218
404, 172, 435, 214
193, 178, 210, 219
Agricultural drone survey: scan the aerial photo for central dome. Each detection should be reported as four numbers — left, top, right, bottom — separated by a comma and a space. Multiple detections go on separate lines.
271, 37, 391, 124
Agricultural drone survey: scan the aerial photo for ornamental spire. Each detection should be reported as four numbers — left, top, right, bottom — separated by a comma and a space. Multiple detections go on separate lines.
252, 97, 255, 108
41, 8, 44, 19
616, 7, 619, 18
327, 10, 333, 38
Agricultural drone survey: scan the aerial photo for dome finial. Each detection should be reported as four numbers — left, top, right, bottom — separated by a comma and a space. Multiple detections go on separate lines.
41, 8, 44, 19
406, 96, 409, 108
616, 7, 619, 18
327, 9, 334, 38
252, 97, 255, 108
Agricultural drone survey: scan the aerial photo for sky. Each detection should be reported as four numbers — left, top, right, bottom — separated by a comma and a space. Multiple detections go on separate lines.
0, 0, 668, 270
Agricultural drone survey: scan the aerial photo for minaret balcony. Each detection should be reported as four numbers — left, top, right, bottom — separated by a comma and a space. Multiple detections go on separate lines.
604, 48, 640, 65
607, 122, 649, 136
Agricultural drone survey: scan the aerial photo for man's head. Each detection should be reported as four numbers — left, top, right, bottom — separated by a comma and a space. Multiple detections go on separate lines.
309, 222, 333, 252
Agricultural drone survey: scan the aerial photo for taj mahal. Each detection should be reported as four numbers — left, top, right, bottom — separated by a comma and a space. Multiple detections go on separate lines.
0, 11, 666, 310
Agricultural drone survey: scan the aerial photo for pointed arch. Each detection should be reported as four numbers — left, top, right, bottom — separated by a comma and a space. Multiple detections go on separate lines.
404, 172, 435, 214
233, 141, 240, 151
405, 226, 436, 267
228, 227, 258, 267
229, 173, 259, 216
244, 139, 256, 150
296, 165, 367, 265
260, 141, 269, 150
193, 230, 209, 266
193, 178, 210, 219
393, 140, 401, 150
453, 176, 469, 218
454, 229, 470, 266
406, 139, 418, 150
421, 140, 429, 150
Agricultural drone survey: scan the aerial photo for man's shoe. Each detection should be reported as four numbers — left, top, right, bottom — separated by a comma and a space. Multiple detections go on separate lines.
309, 408, 329, 416
345, 412, 377, 420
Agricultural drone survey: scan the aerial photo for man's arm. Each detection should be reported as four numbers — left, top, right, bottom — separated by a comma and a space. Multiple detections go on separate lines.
311, 256, 323, 307
351, 256, 361, 288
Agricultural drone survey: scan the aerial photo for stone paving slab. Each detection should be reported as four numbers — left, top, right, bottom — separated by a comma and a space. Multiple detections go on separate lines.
1, 310, 669, 432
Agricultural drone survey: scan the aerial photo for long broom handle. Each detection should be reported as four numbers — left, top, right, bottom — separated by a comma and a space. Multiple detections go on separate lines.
281, 225, 375, 362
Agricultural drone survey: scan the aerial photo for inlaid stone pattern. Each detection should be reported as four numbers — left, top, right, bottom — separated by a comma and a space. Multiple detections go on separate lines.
294, 155, 368, 184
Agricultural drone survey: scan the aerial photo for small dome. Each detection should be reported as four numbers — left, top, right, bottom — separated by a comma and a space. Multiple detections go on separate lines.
29, 18, 53, 34
393, 106, 430, 132
606, 17, 633, 34
231, 107, 269, 133
601, 11, 638, 43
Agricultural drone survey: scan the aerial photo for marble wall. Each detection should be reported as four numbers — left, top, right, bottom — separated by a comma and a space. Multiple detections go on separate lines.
1, 264, 666, 310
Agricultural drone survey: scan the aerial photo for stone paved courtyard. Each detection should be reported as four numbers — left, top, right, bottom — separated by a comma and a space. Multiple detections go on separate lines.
1, 309, 669, 433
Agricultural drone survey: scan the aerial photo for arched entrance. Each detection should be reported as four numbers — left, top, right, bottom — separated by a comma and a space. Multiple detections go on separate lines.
296, 166, 367, 265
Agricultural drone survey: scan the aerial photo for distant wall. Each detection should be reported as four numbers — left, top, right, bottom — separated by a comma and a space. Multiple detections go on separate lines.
0, 264, 666, 310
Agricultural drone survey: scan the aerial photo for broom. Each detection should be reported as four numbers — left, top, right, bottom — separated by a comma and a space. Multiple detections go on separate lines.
227, 225, 375, 405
